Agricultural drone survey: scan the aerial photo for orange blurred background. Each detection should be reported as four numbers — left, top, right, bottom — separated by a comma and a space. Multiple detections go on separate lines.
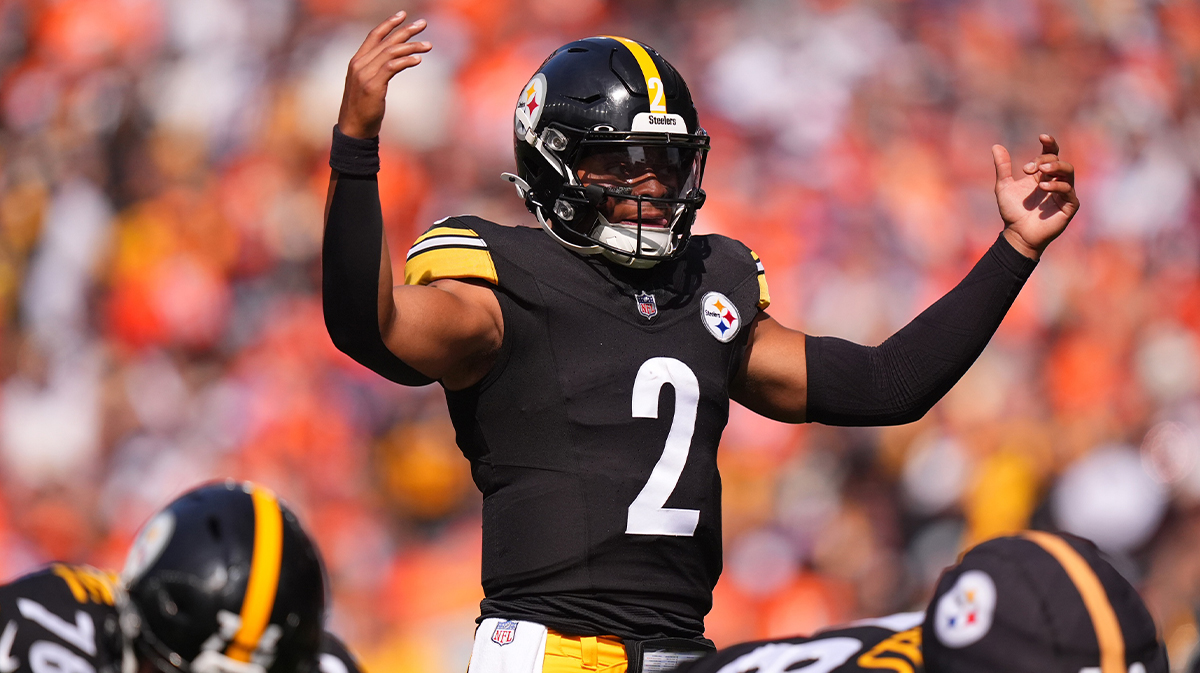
1, 0, 1200, 672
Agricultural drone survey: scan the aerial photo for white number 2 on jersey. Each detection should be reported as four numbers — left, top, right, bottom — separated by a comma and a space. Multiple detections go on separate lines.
626, 357, 701, 536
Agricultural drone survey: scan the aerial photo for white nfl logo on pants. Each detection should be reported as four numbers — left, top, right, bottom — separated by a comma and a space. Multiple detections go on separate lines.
468, 618, 549, 673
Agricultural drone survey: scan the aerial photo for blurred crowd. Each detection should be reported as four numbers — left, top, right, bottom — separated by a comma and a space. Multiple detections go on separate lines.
1, 0, 1199, 671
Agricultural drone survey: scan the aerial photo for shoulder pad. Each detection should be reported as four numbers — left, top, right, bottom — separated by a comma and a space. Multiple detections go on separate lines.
700, 235, 771, 310
404, 218, 499, 287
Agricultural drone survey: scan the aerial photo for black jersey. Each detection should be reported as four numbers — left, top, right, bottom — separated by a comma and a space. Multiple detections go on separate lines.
0, 565, 128, 673
0, 565, 363, 673
677, 614, 925, 673
403, 217, 771, 641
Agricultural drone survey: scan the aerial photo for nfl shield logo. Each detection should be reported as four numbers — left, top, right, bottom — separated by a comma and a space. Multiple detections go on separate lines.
636, 291, 658, 319
491, 620, 518, 646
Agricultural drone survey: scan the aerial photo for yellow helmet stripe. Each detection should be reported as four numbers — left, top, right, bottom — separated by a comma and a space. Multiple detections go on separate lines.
1022, 531, 1126, 673
602, 36, 667, 113
226, 486, 285, 662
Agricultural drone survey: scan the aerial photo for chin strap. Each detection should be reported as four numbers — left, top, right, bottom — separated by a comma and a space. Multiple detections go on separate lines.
504, 172, 687, 266
500, 172, 531, 199
503, 171, 604, 255
535, 205, 603, 254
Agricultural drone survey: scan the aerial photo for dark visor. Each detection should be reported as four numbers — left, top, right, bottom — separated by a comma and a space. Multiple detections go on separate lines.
573, 144, 704, 200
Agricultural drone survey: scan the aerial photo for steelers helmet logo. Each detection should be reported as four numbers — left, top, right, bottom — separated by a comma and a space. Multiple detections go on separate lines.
934, 570, 997, 648
122, 510, 176, 583
701, 292, 740, 342
515, 73, 547, 138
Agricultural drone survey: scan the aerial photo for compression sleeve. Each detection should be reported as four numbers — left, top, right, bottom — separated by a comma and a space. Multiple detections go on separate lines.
322, 172, 435, 386
804, 233, 1038, 426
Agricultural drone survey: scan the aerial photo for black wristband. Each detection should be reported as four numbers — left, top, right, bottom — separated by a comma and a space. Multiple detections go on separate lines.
329, 125, 380, 175
990, 231, 1039, 279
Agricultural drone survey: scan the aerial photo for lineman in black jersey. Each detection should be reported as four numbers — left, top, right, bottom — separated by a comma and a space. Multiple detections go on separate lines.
677, 533, 1166, 673
676, 614, 924, 673
321, 9, 1080, 671
0, 482, 364, 673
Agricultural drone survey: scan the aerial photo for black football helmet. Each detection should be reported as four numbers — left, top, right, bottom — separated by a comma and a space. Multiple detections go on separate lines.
504, 36, 710, 268
120, 482, 326, 673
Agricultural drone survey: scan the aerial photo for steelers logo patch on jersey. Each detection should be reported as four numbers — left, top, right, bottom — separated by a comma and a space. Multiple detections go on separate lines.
515, 73, 547, 138
701, 292, 741, 342
934, 569, 997, 648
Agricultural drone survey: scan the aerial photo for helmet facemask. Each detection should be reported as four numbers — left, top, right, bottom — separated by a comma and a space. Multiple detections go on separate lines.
572, 140, 707, 268
514, 125, 709, 269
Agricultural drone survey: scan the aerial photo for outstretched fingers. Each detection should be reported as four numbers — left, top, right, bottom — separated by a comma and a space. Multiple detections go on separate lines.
352, 19, 430, 93
354, 11, 410, 60
338, 11, 431, 139
1035, 160, 1075, 188
992, 144, 1013, 185
364, 37, 430, 76
1039, 133, 1060, 156
362, 17, 428, 65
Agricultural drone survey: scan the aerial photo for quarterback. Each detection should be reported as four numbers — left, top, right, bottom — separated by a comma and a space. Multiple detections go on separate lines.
0, 482, 361, 673
320, 10, 1079, 673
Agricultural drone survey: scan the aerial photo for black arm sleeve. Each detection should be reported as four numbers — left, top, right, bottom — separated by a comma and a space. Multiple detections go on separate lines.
322, 172, 435, 386
804, 233, 1038, 426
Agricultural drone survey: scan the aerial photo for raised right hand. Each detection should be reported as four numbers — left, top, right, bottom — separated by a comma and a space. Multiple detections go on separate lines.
337, 11, 431, 139
991, 134, 1079, 260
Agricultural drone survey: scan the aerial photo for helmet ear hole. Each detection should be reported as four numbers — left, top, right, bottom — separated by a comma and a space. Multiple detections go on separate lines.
207, 517, 222, 541
553, 200, 576, 221
541, 128, 569, 152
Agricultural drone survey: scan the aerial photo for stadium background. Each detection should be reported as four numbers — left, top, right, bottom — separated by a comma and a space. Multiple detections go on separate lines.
0, 0, 1199, 670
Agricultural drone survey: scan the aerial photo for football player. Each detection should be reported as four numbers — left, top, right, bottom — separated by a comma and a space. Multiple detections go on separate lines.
676, 532, 1166, 673
320, 11, 1080, 673
0, 482, 363, 673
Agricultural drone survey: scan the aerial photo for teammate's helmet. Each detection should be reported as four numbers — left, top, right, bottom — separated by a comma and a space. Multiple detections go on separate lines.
924, 532, 1166, 673
121, 482, 326, 673
506, 36, 710, 268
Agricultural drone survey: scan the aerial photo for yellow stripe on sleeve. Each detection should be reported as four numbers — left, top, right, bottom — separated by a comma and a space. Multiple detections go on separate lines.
750, 250, 770, 309
226, 486, 284, 663
412, 226, 482, 247
1022, 532, 1126, 673
603, 37, 667, 113
404, 247, 498, 286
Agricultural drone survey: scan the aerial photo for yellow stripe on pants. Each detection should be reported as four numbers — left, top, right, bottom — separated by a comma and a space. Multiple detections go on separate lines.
544, 631, 627, 673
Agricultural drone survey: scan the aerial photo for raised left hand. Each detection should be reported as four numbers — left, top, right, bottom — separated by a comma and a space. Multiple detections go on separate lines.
992, 134, 1079, 260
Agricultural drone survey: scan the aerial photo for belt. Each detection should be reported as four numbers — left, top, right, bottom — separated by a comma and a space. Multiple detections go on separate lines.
625, 638, 715, 673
